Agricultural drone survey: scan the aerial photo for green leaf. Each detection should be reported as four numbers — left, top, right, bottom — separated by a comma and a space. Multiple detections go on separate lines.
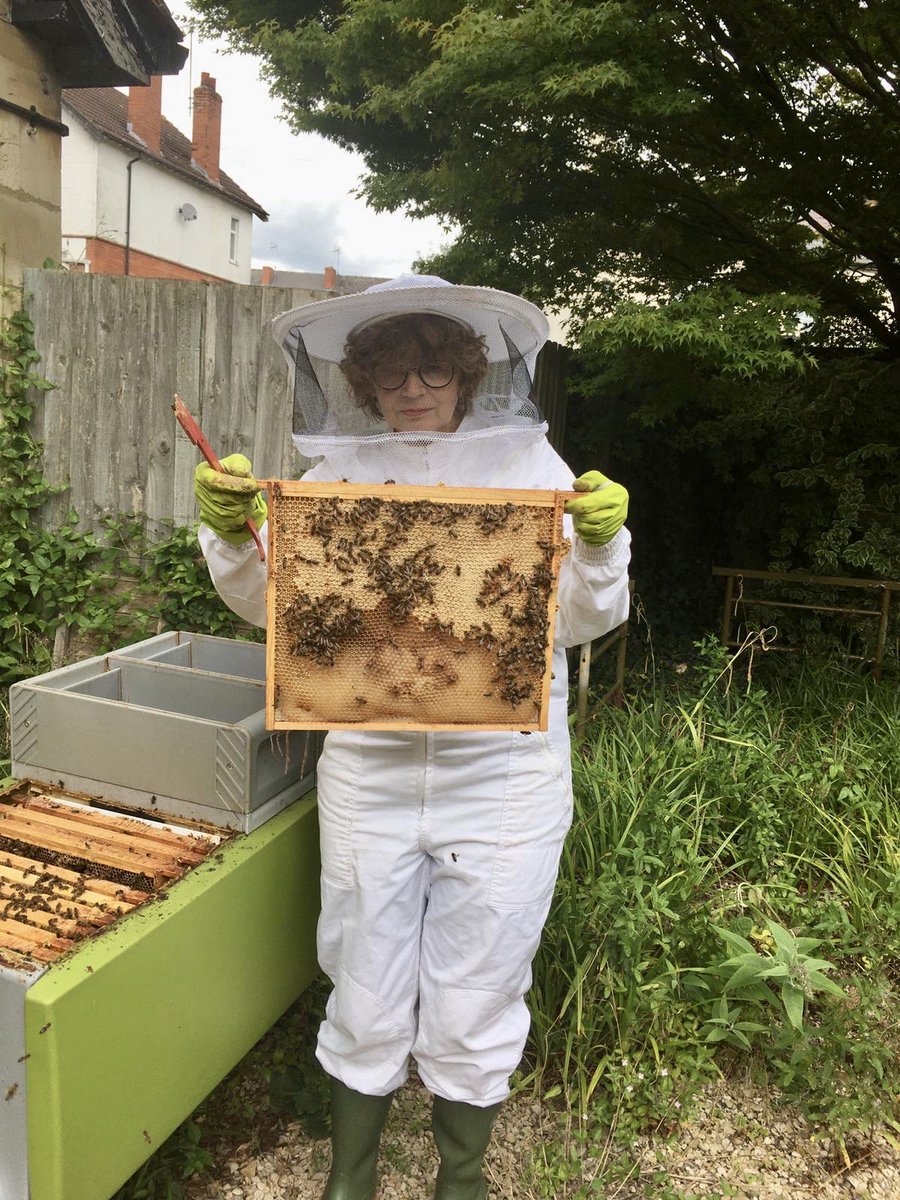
764, 920, 801, 959
713, 926, 757, 957
722, 960, 773, 991
756, 964, 790, 980
704, 1027, 731, 1043
781, 983, 805, 1031
805, 971, 846, 999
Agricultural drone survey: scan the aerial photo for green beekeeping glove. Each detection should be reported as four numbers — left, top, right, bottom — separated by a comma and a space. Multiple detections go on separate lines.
194, 453, 267, 545
564, 470, 629, 546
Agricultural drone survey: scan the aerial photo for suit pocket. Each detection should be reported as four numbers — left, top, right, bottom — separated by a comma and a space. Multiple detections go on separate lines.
488, 734, 573, 910
315, 732, 364, 887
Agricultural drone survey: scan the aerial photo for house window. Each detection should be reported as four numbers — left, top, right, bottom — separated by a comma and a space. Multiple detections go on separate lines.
229, 218, 239, 264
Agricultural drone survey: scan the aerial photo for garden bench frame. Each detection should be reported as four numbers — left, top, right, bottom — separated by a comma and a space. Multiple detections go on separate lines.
713, 567, 900, 681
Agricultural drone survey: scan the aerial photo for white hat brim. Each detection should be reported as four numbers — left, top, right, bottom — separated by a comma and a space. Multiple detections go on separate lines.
271, 283, 550, 366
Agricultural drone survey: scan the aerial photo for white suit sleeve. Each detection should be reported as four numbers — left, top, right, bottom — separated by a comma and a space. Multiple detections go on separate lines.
555, 523, 631, 649
497, 438, 632, 650
198, 521, 269, 628
197, 461, 336, 629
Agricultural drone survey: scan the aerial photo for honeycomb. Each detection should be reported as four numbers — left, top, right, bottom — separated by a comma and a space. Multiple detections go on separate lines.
266, 482, 568, 730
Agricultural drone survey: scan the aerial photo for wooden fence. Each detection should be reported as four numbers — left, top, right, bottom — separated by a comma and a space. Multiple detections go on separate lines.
23, 269, 569, 538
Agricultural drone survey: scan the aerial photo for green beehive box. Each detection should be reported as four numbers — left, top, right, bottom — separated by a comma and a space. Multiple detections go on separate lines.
19, 793, 320, 1200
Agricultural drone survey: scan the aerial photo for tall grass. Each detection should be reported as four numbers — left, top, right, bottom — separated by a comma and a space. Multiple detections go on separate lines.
526, 646, 900, 1144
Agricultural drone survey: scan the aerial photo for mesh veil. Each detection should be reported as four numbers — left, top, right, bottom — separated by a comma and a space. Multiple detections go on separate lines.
288, 319, 548, 487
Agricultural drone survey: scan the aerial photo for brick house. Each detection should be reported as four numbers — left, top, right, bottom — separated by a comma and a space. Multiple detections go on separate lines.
61, 73, 267, 282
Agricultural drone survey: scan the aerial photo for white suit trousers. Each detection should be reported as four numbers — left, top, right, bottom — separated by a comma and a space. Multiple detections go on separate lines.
314, 726, 573, 1106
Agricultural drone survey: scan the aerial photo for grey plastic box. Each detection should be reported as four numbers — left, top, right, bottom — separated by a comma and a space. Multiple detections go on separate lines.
9, 632, 320, 832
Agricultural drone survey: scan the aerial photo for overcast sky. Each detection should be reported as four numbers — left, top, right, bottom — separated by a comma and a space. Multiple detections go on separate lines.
163, 13, 453, 278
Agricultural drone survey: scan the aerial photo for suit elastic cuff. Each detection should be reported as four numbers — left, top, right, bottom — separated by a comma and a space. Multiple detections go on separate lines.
573, 527, 628, 564
199, 521, 266, 556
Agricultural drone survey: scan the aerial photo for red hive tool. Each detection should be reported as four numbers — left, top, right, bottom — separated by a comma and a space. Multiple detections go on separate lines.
173, 394, 266, 561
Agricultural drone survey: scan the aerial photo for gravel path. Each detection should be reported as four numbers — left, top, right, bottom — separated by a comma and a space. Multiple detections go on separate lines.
186, 1070, 900, 1200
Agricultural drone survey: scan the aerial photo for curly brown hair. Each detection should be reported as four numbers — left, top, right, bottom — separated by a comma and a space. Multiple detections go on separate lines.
340, 313, 489, 421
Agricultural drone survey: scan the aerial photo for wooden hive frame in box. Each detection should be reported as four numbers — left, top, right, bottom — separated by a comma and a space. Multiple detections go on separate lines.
266, 482, 569, 732
0, 783, 223, 969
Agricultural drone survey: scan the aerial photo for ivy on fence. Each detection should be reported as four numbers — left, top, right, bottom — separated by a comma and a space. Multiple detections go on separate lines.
0, 304, 258, 690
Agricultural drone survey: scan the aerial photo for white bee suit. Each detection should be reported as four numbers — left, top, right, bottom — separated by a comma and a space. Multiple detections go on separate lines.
198, 431, 630, 1106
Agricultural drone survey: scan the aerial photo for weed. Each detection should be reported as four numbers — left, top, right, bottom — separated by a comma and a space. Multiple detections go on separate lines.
110, 1120, 212, 1200
701, 918, 845, 1038
525, 640, 899, 1158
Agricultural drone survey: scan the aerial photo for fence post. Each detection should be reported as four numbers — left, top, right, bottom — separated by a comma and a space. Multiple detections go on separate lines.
875, 587, 891, 682
575, 640, 592, 739
720, 573, 735, 646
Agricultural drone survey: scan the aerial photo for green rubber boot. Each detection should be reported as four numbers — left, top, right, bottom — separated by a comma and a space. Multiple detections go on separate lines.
432, 1096, 502, 1200
322, 1076, 395, 1200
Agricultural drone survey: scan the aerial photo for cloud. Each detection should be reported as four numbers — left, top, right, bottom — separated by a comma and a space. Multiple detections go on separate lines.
165, 14, 453, 278
253, 199, 344, 272
252, 195, 452, 276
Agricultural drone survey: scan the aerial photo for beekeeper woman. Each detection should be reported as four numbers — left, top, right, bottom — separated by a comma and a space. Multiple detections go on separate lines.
194, 275, 631, 1200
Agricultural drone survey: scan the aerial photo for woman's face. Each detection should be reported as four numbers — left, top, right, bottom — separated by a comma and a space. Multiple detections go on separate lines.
371, 340, 463, 433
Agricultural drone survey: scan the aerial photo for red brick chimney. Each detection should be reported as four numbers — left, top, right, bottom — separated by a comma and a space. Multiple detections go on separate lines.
260, 265, 276, 286
324, 266, 337, 290
192, 72, 222, 184
127, 74, 162, 154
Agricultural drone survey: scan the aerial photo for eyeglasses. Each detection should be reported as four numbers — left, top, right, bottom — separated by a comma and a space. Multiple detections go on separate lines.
371, 361, 455, 391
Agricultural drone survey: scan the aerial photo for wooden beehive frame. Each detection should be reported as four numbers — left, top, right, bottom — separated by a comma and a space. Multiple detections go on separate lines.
0, 783, 222, 969
265, 481, 568, 731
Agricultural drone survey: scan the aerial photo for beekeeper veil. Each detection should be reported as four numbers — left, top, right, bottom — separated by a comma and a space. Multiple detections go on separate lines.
271, 274, 551, 486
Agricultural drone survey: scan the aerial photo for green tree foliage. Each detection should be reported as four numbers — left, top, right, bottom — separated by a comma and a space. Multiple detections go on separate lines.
564, 340, 900, 640
190, 0, 899, 626
190, 0, 898, 349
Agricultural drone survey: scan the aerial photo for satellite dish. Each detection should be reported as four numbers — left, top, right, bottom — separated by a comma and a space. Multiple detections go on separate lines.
179, 203, 198, 222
